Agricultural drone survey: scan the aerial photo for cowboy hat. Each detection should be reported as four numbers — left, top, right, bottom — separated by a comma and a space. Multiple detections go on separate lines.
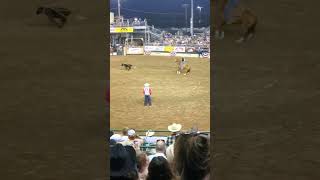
144, 83, 150, 87
168, 123, 182, 132
127, 129, 136, 136
146, 130, 155, 137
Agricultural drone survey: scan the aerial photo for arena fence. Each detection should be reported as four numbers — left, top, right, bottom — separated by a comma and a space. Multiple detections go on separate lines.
121, 45, 210, 58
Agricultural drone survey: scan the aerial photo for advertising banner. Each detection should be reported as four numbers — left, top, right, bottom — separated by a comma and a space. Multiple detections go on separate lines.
144, 46, 185, 53
200, 52, 209, 58
173, 46, 186, 53
150, 52, 171, 56
127, 47, 144, 55
164, 46, 174, 52
144, 46, 164, 52
186, 47, 196, 53
116, 27, 134, 33
149, 52, 199, 58
110, 27, 134, 33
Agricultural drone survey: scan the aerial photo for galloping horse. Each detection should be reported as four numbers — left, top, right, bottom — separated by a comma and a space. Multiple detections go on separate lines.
214, 0, 257, 43
175, 58, 191, 75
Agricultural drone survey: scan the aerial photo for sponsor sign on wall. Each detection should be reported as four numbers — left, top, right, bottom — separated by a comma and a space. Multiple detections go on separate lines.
150, 52, 170, 56
144, 46, 165, 52
149, 52, 199, 58
164, 46, 174, 52
173, 46, 185, 53
186, 47, 196, 53
145, 46, 185, 53
110, 27, 134, 33
127, 47, 144, 55
200, 52, 210, 58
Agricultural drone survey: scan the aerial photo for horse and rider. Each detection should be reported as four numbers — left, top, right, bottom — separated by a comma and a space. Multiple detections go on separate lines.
175, 57, 191, 75
214, 0, 257, 43
36, 6, 72, 28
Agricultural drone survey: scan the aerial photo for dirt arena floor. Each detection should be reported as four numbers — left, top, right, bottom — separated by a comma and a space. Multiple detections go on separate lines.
213, 0, 320, 179
110, 56, 210, 132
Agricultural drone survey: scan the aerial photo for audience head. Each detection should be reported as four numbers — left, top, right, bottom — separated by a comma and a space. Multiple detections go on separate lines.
147, 156, 174, 180
110, 130, 114, 138
136, 152, 149, 173
110, 144, 138, 180
122, 127, 129, 136
173, 132, 210, 180
165, 143, 175, 164
128, 129, 136, 140
156, 139, 166, 154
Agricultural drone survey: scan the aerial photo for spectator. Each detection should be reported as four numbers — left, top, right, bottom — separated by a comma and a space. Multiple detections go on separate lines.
120, 129, 136, 146
137, 152, 149, 180
173, 132, 210, 180
147, 156, 174, 180
110, 130, 114, 138
166, 123, 182, 146
148, 139, 167, 162
110, 144, 139, 180
122, 127, 130, 136
121, 129, 144, 149
110, 127, 129, 143
144, 130, 157, 144
165, 143, 174, 165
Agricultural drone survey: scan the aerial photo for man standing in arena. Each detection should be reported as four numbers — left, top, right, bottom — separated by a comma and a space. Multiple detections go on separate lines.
143, 83, 152, 106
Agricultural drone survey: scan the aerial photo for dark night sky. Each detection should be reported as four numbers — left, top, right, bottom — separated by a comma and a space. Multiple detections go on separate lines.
110, 0, 210, 28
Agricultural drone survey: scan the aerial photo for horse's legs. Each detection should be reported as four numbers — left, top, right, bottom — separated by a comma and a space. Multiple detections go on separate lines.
214, 0, 228, 39
246, 21, 257, 40
236, 20, 256, 43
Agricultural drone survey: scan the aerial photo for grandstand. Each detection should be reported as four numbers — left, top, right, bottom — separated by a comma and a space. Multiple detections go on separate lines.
110, 12, 162, 46
109, 12, 210, 58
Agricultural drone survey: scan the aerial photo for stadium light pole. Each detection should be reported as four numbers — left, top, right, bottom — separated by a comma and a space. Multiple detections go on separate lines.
197, 6, 203, 25
117, 0, 121, 19
182, 4, 189, 32
190, 0, 194, 36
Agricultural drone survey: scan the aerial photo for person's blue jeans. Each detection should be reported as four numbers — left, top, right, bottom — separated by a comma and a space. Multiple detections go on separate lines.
224, 0, 239, 22
144, 95, 152, 106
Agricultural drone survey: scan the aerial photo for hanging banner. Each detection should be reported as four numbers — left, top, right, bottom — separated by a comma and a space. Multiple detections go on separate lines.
110, 27, 134, 33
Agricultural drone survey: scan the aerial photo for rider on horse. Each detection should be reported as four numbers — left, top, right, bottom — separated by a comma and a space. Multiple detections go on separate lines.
179, 57, 187, 71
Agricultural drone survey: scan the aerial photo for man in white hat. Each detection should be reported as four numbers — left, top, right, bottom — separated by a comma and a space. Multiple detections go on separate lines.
143, 83, 152, 106
166, 123, 182, 146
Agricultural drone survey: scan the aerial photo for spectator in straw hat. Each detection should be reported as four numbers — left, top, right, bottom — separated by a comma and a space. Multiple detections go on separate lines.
166, 123, 182, 146
143, 83, 152, 106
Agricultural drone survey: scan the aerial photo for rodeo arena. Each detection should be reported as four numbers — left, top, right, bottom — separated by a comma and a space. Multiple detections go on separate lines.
109, 3, 211, 180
